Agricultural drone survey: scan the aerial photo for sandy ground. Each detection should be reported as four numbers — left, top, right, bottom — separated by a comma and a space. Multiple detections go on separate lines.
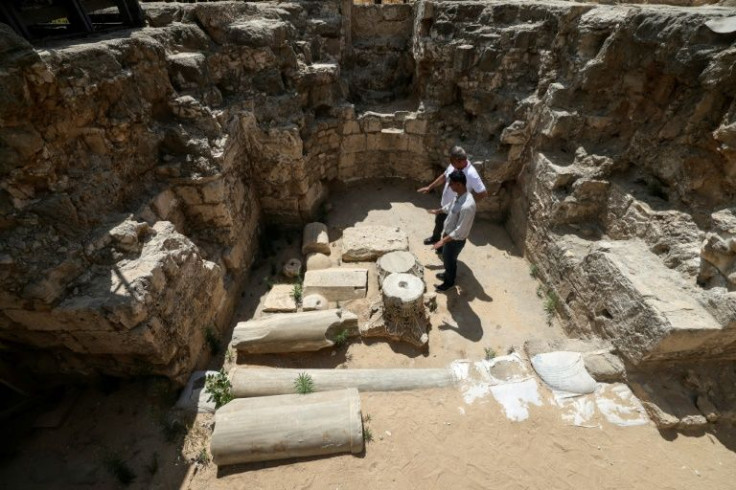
2, 179, 736, 489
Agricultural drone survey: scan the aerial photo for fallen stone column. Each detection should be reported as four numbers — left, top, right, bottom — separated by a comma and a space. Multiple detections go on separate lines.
230, 367, 457, 397
211, 388, 363, 466
232, 309, 358, 353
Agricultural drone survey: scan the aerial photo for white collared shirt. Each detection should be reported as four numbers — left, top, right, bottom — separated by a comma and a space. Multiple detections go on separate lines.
440, 161, 486, 208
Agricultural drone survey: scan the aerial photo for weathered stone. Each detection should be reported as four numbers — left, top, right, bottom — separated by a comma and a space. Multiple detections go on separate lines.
262, 284, 298, 313
303, 268, 368, 301
582, 351, 625, 382
282, 258, 302, 278
302, 222, 331, 255
303, 294, 329, 311
376, 251, 423, 285
341, 226, 409, 262
306, 253, 332, 271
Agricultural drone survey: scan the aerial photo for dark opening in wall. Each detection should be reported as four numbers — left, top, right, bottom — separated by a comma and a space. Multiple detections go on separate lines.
0, 0, 144, 42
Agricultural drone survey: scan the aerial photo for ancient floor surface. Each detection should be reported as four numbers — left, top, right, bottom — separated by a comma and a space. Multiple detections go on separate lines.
2, 180, 736, 489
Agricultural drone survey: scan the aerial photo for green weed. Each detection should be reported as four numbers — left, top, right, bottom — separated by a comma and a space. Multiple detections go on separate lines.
294, 372, 315, 395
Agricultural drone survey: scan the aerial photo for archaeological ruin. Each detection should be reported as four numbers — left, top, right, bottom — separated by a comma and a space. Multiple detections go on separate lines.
2, 0, 736, 483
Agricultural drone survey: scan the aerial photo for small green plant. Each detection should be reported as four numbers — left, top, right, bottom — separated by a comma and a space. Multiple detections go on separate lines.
292, 282, 303, 305
145, 452, 159, 476
104, 455, 136, 486
529, 264, 539, 278
160, 416, 187, 443
225, 347, 235, 363
333, 328, 350, 347
205, 369, 233, 408
544, 291, 559, 316
484, 347, 496, 360
363, 426, 373, 443
195, 447, 210, 466
204, 327, 220, 355
363, 413, 371, 423
536, 284, 543, 298
294, 372, 315, 394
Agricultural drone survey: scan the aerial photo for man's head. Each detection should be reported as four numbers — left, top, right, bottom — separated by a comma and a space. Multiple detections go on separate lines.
449, 146, 467, 169
448, 169, 467, 194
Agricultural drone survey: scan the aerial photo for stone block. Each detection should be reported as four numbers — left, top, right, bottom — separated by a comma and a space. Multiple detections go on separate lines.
341, 134, 366, 153
341, 226, 409, 262
572, 240, 725, 363
342, 120, 361, 135
361, 115, 382, 133
201, 178, 226, 204
263, 284, 298, 313
303, 268, 368, 301
302, 222, 330, 255
404, 117, 427, 135
306, 253, 332, 271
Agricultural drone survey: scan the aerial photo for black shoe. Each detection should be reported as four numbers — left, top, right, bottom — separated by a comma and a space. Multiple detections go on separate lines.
423, 237, 436, 245
435, 283, 454, 292
435, 247, 443, 255
436, 272, 446, 280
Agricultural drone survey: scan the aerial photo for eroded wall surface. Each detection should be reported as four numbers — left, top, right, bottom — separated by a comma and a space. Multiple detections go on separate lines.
1, 0, 736, 379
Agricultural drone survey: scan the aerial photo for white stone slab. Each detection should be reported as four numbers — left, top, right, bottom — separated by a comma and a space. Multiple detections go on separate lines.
263, 284, 298, 312
341, 226, 409, 262
303, 268, 368, 301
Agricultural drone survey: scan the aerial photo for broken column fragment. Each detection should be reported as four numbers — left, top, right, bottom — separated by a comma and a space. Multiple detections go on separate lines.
364, 273, 428, 347
303, 268, 368, 301
302, 222, 331, 255
232, 309, 358, 353
341, 225, 409, 261
376, 250, 424, 285
211, 388, 363, 466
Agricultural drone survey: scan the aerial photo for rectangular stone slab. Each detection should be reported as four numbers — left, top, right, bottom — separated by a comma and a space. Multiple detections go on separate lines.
341, 225, 409, 262
262, 284, 297, 313
303, 268, 368, 301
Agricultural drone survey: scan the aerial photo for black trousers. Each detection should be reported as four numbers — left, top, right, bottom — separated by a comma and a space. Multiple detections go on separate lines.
431, 212, 447, 242
441, 239, 466, 286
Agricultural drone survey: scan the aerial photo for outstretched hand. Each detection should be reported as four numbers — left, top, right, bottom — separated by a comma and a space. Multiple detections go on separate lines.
417, 186, 431, 194
427, 208, 440, 215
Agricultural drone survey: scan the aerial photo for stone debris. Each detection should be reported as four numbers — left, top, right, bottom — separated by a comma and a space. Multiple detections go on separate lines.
341, 226, 409, 262
262, 284, 298, 313
303, 268, 368, 301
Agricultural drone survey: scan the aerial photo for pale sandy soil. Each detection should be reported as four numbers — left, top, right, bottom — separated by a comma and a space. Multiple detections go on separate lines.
2, 179, 736, 489
188, 179, 736, 490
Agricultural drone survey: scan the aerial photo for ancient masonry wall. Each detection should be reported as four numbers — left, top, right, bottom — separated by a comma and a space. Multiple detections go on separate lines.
1, 0, 736, 380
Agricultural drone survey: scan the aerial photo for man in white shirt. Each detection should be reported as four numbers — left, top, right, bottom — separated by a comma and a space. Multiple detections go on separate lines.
428, 170, 477, 292
417, 146, 486, 251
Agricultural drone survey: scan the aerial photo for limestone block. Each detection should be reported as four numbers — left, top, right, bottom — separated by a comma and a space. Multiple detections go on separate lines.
201, 178, 226, 204
303, 268, 368, 301
341, 226, 409, 262
302, 222, 330, 255
404, 117, 427, 135
341, 134, 366, 153
263, 284, 298, 313
360, 115, 382, 133
303, 294, 329, 311
377, 251, 424, 285
306, 253, 331, 271
342, 120, 361, 135
572, 240, 725, 363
